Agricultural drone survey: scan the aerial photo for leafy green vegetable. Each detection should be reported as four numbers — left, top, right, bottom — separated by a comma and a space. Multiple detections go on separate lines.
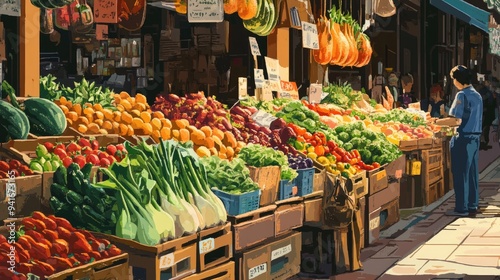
370, 108, 426, 127
281, 166, 298, 182
321, 82, 362, 108
237, 144, 297, 181
200, 156, 259, 194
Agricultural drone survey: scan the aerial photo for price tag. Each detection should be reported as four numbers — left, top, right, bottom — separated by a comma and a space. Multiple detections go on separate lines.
187, 0, 224, 23
254, 69, 264, 88
271, 244, 292, 260
308, 83, 322, 104
261, 80, 273, 101
301, 21, 319, 50
159, 253, 175, 269
249, 37, 261, 56
199, 238, 215, 254
278, 80, 299, 99
95, 24, 109, 41
94, 0, 119, 23
238, 77, 248, 99
321, 91, 329, 100
395, 169, 403, 179
251, 110, 277, 128
369, 216, 380, 230
264, 57, 279, 81
249, 263, 267, 279
376, 170, 387, 181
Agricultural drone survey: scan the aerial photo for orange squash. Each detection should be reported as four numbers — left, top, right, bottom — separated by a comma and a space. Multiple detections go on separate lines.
237, 0, 258, 20
224, 0, 238, 14
313, 16, 333, 65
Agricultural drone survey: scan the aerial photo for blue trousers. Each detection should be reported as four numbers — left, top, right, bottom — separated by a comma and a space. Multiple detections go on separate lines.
450, 134, 480, 213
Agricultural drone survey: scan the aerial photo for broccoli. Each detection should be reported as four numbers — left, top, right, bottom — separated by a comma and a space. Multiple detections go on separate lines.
338, 132, 350, 143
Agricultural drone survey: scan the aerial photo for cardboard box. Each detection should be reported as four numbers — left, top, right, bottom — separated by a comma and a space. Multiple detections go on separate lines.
358, 196, 366, 249
367, 180, 400, 214
229, 205, 276, 252
277, 0, 313, 29
367, 165, 388, 195
184, 261, 235, 280
313, 167, 326, 192
92, 232, 198, 280
47, 253, 129, 280
197, 223, 233, 272
379, 196, 400, 230
0, 174, 42, 220
275, 197, 304, 237
236, 231, 301, 280
302, 191, 322, 226
366, 207, 381, 245
248, 166, 280, 206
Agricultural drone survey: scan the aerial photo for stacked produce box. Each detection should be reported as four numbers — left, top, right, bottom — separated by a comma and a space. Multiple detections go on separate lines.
0, 76, 447, 279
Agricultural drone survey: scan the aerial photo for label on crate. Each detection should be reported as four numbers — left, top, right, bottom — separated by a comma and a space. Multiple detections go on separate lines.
249, 263, 267, 279
251, 110, 277, 128
271, 244, 292, 260
199, 237, 215, 254
369, 216, 380, 230
159, 252, 175, 269
395, 169, 403, 179
376, 170, 387, 181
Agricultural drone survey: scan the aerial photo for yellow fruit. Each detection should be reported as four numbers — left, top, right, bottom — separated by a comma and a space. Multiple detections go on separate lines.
152, 129, 161, 141
131, 109, 141, 117
59, 96, 68, 106
84, 114, 94, 123
119, 124, 128, 135
73, 104, 82, 116
120, 99, 133, 111
67, 112, 79, 122
132, 118, 144, 129
103, 109, 114, 120
151, 118, 162, 131
172, 129, 180, 139
116, 104, 125, 112
133, 103, 147, 111
122, 111, 133, 124
83, 107, 94, 115
112, 122, 120, 134
152, 111, 164, 119
59, 105, 69, 114
87, 123, 100, 134
160, 118, 172, 129
93, 103, 104, 111
95, 111, 104, 120
160, 127, 171, 140
102, 120, 113, 130
140, 112, 151, 123
113, 111, 122, 122
77, 124, 88, 133
77, 116, 89, 125
127, 125, 135, 136
113, 94, 121, 104
94, 119, 104, 127
119, 91, 130, 99
135, 93, 147, 104
142, 123, 153, 135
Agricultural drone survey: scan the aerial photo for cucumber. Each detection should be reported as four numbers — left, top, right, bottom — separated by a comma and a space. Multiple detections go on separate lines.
53, 165, 67, 186
82, 204, 107, 225
50, 183, 69, 201
66, 190, 84, 205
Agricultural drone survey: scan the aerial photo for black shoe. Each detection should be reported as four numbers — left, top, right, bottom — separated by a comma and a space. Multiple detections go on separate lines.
468, 208, 481, 214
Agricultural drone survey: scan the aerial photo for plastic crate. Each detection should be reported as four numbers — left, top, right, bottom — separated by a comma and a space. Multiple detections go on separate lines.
296, 168, 314, 196
212, 188, 261, 216
278, 179, 297, 200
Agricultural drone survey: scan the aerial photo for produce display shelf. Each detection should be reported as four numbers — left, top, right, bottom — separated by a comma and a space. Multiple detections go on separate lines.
92, 231, 198, 280
44, 253, 129, 280
228, 204, 276, 252
274, 197, 304, 237
197, 222, 233, 273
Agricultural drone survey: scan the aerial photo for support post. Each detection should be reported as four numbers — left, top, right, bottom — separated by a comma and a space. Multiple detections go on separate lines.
20, 0, 40, 97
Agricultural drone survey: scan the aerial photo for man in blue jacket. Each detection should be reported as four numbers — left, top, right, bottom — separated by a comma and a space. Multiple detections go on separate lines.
436, 65, 483, 216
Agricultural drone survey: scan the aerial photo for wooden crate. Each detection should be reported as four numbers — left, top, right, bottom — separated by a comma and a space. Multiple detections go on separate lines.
399, 175, 424, 209
367, 165, 388, 196
418, 138, 433, 150
0, 174, 42, 221
367, 181, 400, 214
422, 148, 443, 171
425, 166, 443, 187
235, 231, 301, 280
197, 223, 233, 272
228, 205, 276, 252
424, 179, 445, 205
275, 197, 304, 237
92, 232, 198, 280
248, 166, 280, 206
184, 261, 235, 280
313, 167, 326, 192
46, 253, 129, 280
379, 197, 400, 230
399, 139, 418, 151
302, 191, 323, 227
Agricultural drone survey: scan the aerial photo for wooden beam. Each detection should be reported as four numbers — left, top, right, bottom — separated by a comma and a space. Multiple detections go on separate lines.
19, 0, 40, 97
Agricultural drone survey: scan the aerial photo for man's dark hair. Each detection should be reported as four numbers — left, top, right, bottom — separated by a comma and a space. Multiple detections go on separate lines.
450, 65, 473, 85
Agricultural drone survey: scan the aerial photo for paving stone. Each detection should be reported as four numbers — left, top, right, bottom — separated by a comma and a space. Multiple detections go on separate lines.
410, 244, 458, 260
354, 258, 399, 277
378, 275, 434, 280
484, 224, 500, 237
370, 245, 398, 259
394, 229, 429, 242
451, 245, 500, 257
416, 260, 500, 275
330, 272, 377, 280
425, 228, 472, 245
461, 236, 500, 245
384, 241, 425, 258
446, 255, 500, 267
382, 265, 420, 276
413, 216, 456, 235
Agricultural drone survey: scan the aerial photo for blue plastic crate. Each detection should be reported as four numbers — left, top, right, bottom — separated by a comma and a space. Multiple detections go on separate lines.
212, 188, 261, 216
296, 168, 314, 196
278, 179, 297, 200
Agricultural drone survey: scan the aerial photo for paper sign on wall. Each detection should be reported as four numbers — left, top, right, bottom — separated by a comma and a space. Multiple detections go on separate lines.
238, 77, 248, 99
249, 37, 261, 56
94, 0, 119, 23
264, 56, 279, 81
278, 80, 299, 99
254, 69, 264, 88
187, 0, 224, 23
302, 21, 319, 49
308, 83, 323, 103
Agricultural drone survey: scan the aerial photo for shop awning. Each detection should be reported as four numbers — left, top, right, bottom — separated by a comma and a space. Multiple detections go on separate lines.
430, 0, 490, 32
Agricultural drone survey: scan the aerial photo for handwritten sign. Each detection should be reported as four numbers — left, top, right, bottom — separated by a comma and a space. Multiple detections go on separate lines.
94, 0, 119, 23
251, 110, 277, 128
264, 56, 279, 81
249, 263, 267, 279
238, 77, 248, 99
96, 24, 109, 41
159, 253, 175, 269
249, 37, 261, 56
302, 21, 319, 49
254, 69, 264, 88
261, 80, 273, 101
271, 244, 292, 260
199, 238, 215, 254
369, 215, 380, 230
308, 83, 322, 104
0, 0, 20, 17
188, 0, 224, 23
278, 80, 299, 99
268, 80, 280, 92
489, 27, 500, 56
